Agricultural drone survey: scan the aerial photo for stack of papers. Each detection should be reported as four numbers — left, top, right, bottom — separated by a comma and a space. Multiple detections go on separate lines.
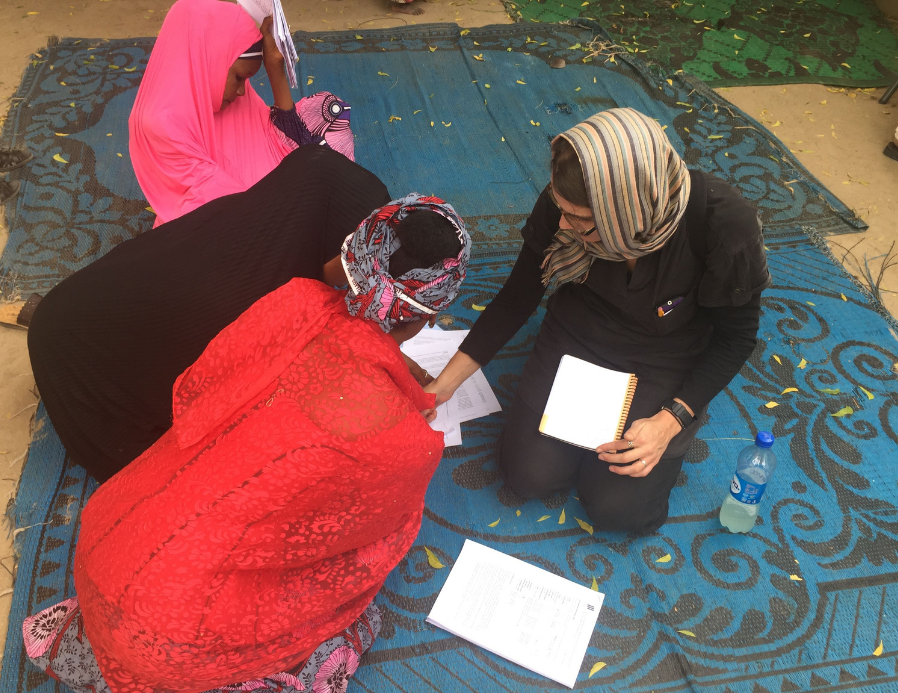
427, 540, 604, 688
401, 327, 502, 447
236, 0, 299, 88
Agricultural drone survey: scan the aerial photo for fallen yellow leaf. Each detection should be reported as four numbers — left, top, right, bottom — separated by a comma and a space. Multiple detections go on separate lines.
145, 206, 155, 213
516, 510, 521, 516
773, 355, 782, 364
424, 546, 445, 569
678, 630, 696, 637
485, 83, 491, 88
831, 406, 854, 418
806, 301, 815, 306
591, 576, 598, 591
859, 386, 874, 400
537, 515, 550, 522
765, 402, 779, 409
530, 120, 540, 126
820, 100, 827, 105
429, 46, 437, 52
558, 509, 566, 524
473, 53, 484, 61
116, 153, 122, 157
818, 388, 840, 394
666, 79, 673, 85
55, 133, 68, 137
460, 29, 470, 35
516, 79, 526, 84
388, 115, 401, 123
307, 77, 314, 86
27, 11, 39, 15
874, 640, 884, 656
569, 43, 582, 49
575, 517, 594, 535
782, 387, 798, 394
734, 34, 744, 40
430, 121, 434, 127
488, 518, 500, 527
355, 34, 363, 39
471, 303, 485, 311
841, 63, 850, 68
124, 67, 137, 72
656, 553, 672, 563
589, 662, 606, 677
798, 358, 808, 369
803, 32, 811, 37
789, 574, 802, 581
841, 293, 847, 301
52, 153, 68, 163
377, 71, 389, 76
575, 87, 581, 91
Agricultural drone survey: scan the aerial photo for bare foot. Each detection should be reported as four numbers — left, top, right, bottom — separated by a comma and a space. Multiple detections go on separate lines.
390, 0, 424, 14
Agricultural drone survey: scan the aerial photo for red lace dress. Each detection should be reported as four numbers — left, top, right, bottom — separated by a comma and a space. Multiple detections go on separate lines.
69, 279, 443, 693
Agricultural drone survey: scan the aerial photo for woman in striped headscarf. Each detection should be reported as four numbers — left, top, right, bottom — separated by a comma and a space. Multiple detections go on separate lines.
427, 108, 771, 534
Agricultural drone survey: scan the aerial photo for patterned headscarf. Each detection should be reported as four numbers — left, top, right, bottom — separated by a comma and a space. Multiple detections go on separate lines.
342, 194, 471, 332
299, 92, 354, 160
541, 108, 691, 285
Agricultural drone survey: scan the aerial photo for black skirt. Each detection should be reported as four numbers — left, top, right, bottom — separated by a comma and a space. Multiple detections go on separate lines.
28, 146, 390, 482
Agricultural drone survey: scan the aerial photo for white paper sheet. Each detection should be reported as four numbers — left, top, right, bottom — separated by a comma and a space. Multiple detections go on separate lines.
401, 326, 502, 427
236, 0, 298, 88
429, 395, 462, 448
427, 540, 604, 688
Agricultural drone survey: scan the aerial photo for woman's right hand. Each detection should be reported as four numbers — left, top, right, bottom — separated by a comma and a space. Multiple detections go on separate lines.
424, 378, 455, 407
260, 17, 285, 70
423, 351, 481, 406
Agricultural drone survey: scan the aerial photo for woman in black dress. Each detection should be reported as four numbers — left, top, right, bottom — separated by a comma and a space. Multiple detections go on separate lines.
426, 108, 771, 534
28, 145, 394, 482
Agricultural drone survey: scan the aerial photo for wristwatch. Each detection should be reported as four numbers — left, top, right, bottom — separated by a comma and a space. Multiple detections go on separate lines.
660, 398, 695, 430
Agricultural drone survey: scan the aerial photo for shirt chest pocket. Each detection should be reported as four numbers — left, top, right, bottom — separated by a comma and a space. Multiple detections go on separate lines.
653, 289, 698, 335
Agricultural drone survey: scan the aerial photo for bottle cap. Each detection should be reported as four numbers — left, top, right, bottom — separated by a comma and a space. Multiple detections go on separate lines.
755, 431, 774, 448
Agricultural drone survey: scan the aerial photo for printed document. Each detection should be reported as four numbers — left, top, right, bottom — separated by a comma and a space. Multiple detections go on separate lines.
427, 540, 604, 688
401, 326, 502, 437
236, 0, 299, 87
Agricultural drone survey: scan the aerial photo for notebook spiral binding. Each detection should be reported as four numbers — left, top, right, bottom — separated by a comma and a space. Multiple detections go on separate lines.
614, 375, 639, 441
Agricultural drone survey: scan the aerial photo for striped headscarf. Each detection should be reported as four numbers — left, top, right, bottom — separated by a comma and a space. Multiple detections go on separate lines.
342, 193, 471, 332
541, 108, 691, 285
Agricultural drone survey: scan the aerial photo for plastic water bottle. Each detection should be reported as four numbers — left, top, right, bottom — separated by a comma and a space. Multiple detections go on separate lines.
720, 431, 777, 533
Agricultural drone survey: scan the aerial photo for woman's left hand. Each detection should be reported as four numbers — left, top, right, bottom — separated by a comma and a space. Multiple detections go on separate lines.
595, 410, 682, 477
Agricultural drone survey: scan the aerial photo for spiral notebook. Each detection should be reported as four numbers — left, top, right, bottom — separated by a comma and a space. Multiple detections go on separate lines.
539, 355, 638, 450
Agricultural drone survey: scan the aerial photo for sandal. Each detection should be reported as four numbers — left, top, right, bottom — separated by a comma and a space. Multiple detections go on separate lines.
0, 294, 42, 329
0, 148, 33, 173
0, 179, 20, 205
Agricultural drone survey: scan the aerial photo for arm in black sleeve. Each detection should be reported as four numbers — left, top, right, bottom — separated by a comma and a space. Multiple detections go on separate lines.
269, 106, 324, 148
458, 187, 560, 366
675, 293, 761, 413
457, 243, 548, 366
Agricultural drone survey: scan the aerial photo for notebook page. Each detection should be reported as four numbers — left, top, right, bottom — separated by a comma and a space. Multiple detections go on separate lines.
427, 540, 603, 688
540, 355, 633, 450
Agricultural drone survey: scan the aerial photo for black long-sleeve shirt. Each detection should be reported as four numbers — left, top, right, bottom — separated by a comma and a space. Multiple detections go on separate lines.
458, 170, 770, 414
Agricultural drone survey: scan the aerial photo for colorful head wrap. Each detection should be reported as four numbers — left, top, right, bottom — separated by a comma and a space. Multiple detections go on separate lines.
298, 92, 354, 161
541, 107, 691, 285
342, 194, 470, 332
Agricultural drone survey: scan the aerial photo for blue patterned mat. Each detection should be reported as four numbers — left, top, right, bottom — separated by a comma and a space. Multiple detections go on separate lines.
4, 21, 898, 693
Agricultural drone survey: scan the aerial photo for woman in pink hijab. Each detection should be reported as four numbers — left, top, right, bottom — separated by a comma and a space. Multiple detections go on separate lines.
129, 0, 354, 226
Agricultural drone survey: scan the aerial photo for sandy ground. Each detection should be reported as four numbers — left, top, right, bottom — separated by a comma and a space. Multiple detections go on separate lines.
0, 0, 896, 666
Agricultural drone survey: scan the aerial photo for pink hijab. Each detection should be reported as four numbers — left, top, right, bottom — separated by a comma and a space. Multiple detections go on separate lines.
129, 0, 353, 226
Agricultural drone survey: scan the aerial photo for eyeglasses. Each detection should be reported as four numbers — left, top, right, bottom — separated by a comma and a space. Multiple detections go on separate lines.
547, 184, 597, 236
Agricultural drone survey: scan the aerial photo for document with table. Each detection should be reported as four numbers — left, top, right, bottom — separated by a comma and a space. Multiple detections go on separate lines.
401, 326, 502, 447
427, 540, 604, 688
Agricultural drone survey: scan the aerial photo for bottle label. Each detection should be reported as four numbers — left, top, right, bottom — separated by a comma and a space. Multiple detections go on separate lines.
729, 472, 766, 505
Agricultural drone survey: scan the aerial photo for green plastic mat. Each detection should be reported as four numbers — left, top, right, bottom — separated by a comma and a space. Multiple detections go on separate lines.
507, 0, 898, 86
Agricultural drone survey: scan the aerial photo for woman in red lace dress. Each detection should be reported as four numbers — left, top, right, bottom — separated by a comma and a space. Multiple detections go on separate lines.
22, 195, 470, 693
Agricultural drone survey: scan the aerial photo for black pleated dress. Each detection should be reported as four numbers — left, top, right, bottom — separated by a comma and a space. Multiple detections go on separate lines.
28, 145, 390, 482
